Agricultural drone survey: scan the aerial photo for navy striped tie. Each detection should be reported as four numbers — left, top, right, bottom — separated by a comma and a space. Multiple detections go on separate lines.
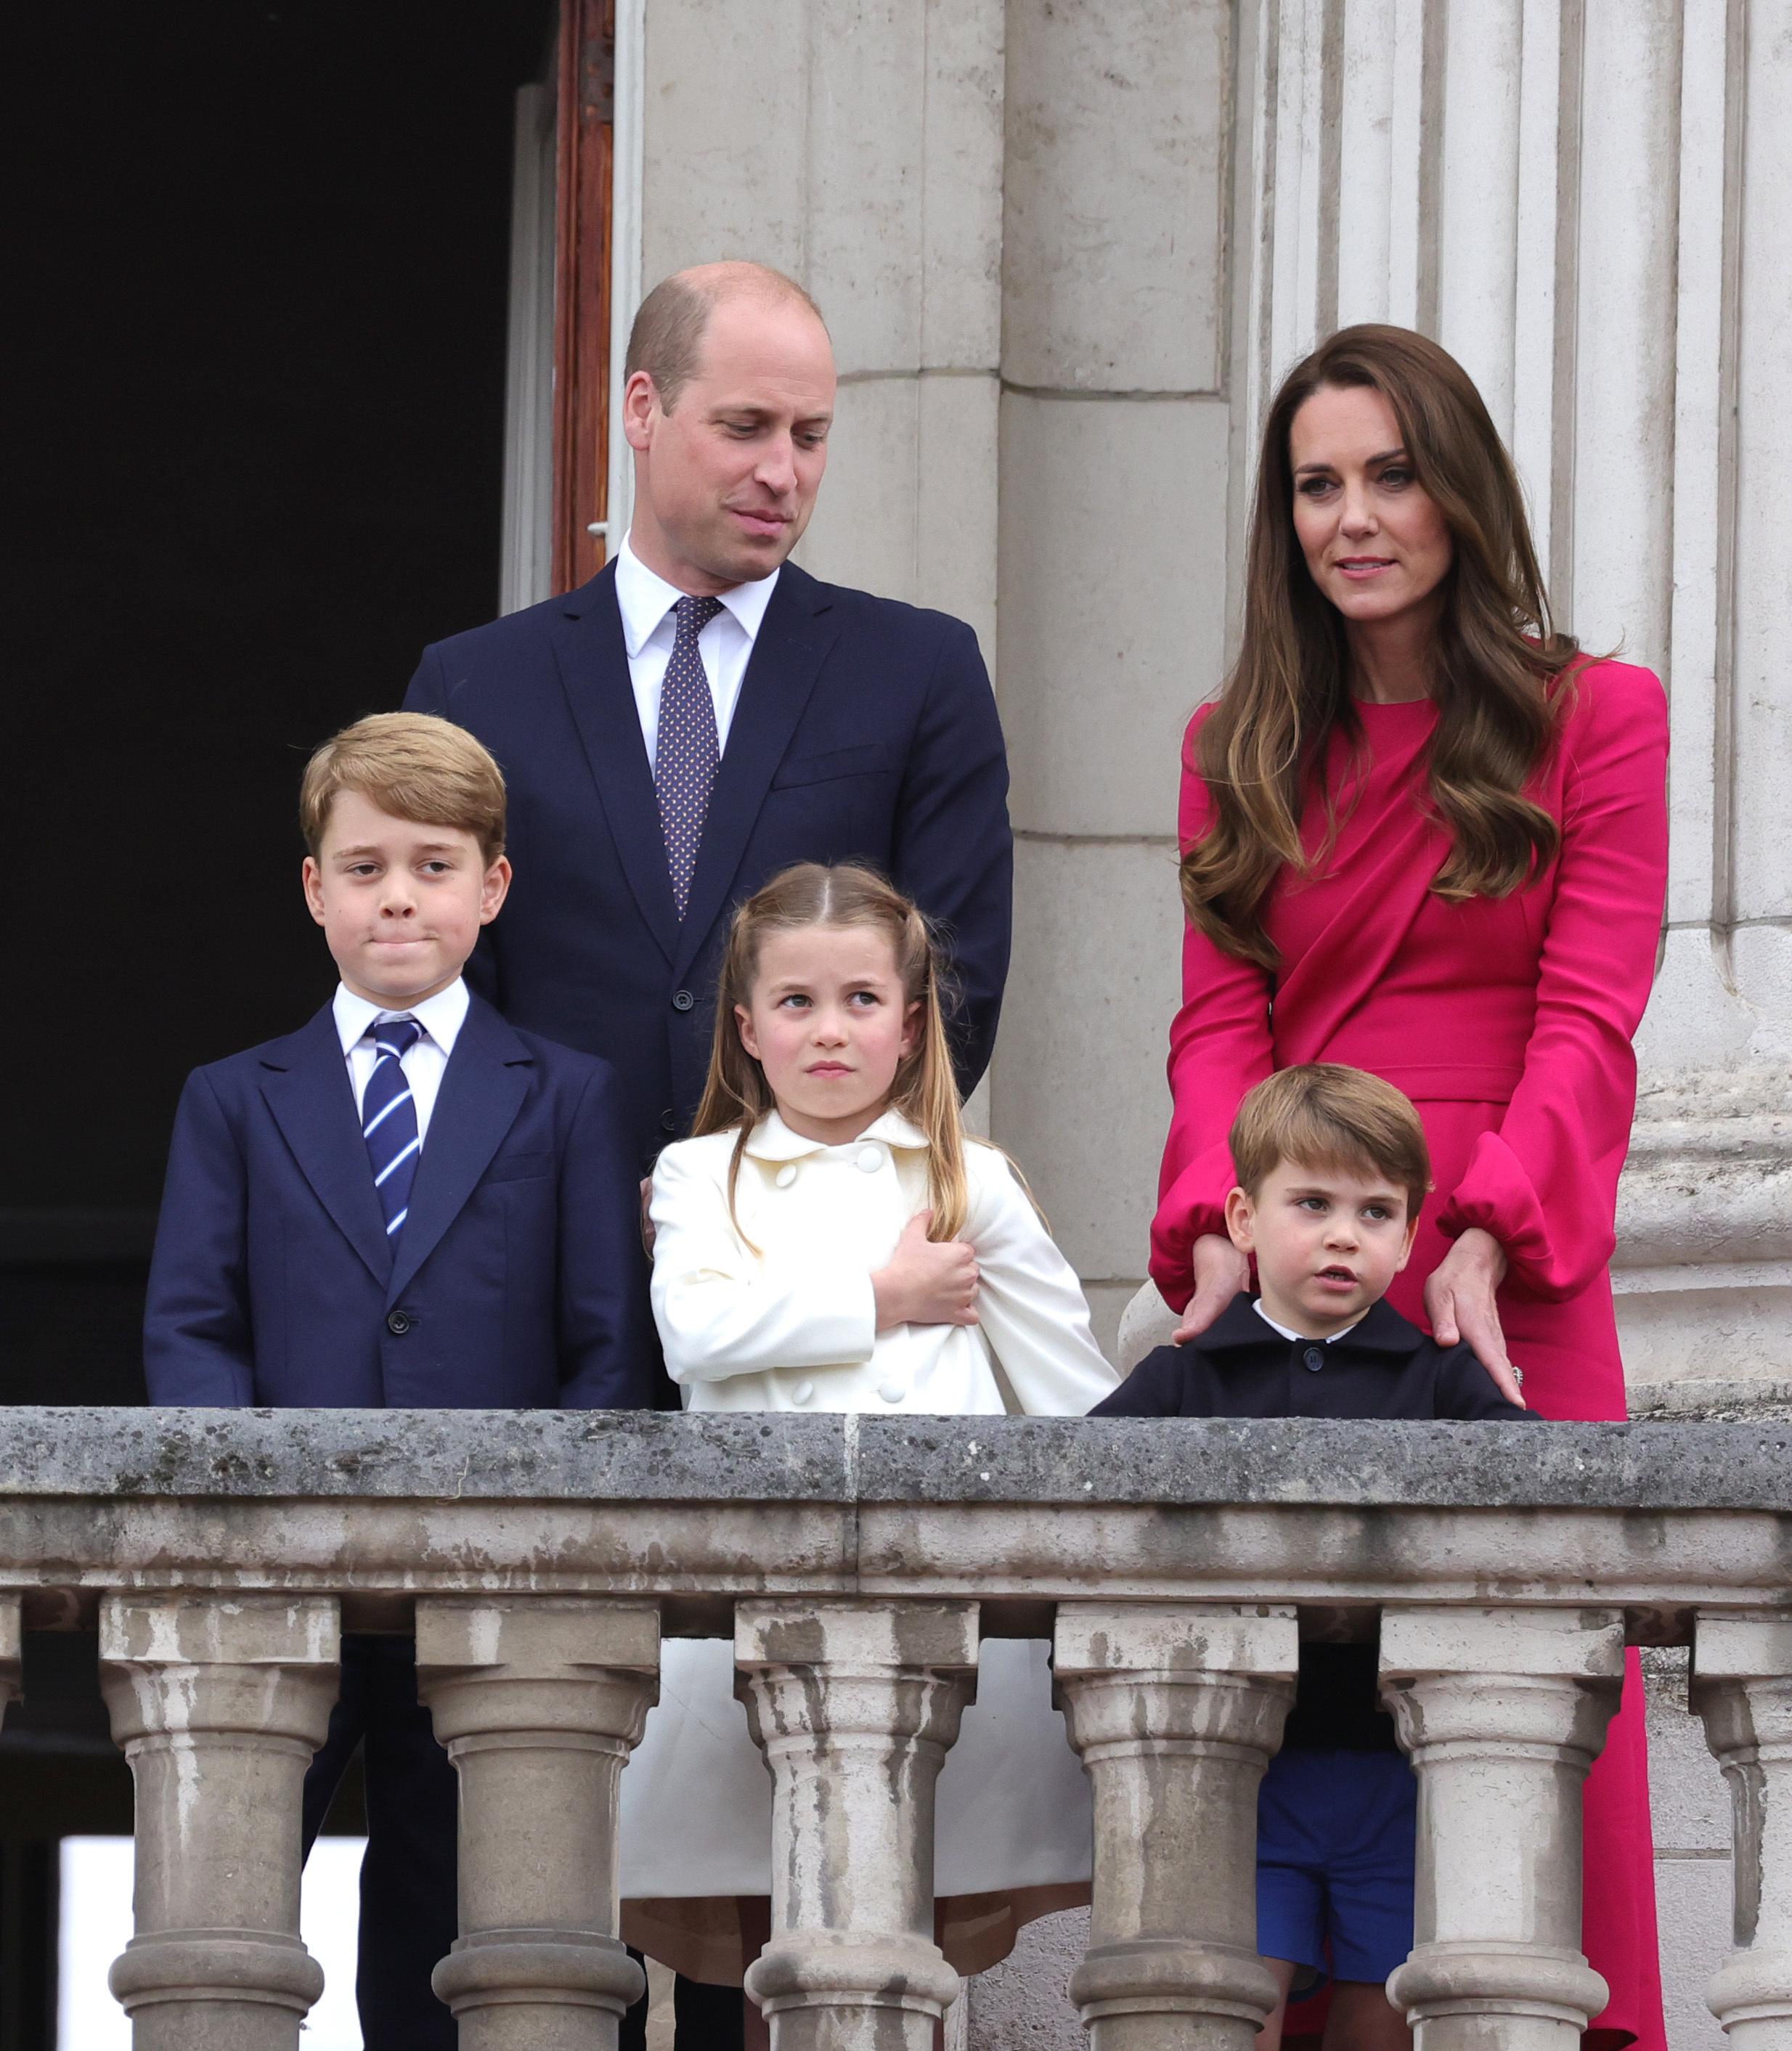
362, 1016, 423, 1239
654, 593, 725, 918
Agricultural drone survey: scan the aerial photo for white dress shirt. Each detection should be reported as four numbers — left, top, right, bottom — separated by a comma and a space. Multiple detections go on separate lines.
333, 979, 470, 1142
1253, 1299, 1366, 1344
649, 1109, 1120, 1416
614, 533, 781, 767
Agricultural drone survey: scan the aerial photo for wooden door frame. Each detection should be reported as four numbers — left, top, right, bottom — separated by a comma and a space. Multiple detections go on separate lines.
551, 0, 615, 595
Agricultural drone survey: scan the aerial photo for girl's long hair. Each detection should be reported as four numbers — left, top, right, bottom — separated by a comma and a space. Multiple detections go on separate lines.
1184, 324, 1579, 969
690, 862, 970, 1242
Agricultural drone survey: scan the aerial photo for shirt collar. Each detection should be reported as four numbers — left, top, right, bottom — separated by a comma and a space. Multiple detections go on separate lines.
333, 978, 471, 1059
1201, 1292, 1426, 1357
1253, 1299, 1367, 1345
741, 1107, 932, 1163
615, 532, 781, 659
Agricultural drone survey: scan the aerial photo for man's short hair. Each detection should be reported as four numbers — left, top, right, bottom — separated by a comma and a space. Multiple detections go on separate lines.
625, 261, 827, 414
1229, 1064, 1433, 1220
299, 712, 506, 864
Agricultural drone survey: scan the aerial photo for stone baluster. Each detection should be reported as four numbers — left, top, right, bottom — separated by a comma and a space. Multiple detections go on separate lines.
1691, 1610, 1792, 2051
735, 1599, 978, 2051
98, 1591, 339, 2050
1051, 1602, 1298, 2051
1379, 1605, 1625, 2051
0, 1593, 20, 1710
414, 1596, 659, 2050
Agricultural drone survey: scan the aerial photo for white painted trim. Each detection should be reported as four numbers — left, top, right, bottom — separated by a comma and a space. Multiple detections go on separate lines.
498, 82, 557, 616
606, 0, 647, 563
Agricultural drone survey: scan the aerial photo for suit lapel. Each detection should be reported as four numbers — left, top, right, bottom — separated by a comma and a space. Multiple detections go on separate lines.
386, 998, 533, 1304
258, 1008, 393, 1287
675, 565, 841, 977
549, 563, 682, 966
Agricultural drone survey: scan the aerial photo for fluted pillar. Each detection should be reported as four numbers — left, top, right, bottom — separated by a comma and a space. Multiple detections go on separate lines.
1380, 1605, 1625, 2051
736, 1599, 978, 2051
1052, 1602, 1297, 2051
99, 1592, 338, 2050
1691, 1611, 1792, 2051
415, 1597, 659, 2051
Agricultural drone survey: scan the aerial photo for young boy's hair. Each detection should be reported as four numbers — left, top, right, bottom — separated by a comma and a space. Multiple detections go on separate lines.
299, 711, 508, 863
1230, 1064, 1433, 1220
689, 861, 970, 1241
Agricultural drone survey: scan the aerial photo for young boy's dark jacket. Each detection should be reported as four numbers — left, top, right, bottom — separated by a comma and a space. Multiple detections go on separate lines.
144, 994, 653, 1409
1091, 1292, 1533, 1422
1092, 1290, 1534, 1750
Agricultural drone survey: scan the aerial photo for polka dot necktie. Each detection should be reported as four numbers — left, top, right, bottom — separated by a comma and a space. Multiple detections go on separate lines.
361, 1016, 423, 1239
654, 594, 725, 919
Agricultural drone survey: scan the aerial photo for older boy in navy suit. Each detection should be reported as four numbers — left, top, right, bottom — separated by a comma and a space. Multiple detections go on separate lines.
146, 711, 653, 2050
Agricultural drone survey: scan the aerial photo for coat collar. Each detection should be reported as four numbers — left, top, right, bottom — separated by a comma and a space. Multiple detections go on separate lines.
1200, 1292, 1427, 1358
741, 1106, 930, 1163
256, 1005, 393, 1287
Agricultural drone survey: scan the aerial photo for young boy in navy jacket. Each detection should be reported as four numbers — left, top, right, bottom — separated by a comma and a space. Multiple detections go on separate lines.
146, 711, 653, 2050
1094, 1065, 1533, 2051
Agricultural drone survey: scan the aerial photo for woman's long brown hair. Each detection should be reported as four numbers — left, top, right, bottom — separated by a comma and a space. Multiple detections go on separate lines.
1183, 325, 1579, 969
690, 862, 970, 1242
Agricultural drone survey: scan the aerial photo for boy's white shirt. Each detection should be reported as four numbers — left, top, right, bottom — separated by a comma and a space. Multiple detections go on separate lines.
333, 978, 470, 1141
649, 1108, 1120, 1416
1252, 1299, 1367, 1345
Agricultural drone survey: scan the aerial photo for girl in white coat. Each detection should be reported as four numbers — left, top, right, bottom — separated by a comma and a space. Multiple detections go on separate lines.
621, 863, 1118, 2037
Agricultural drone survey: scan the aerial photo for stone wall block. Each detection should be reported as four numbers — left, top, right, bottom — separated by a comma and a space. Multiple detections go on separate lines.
1001, 0, 1231, 392
1691, 1612, 1792, 2051
416, 1597, 661, 2051
98, 1592, 340, 2051
736, 1599, 977, 2050
1380, 1605, 1626, 2051
1053, 1604, 1297, 2051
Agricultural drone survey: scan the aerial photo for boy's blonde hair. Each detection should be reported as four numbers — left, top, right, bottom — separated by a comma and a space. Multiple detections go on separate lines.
691, 862, 969, 1241
299, 712, 506, 863
1230, 1064, 1432, 1220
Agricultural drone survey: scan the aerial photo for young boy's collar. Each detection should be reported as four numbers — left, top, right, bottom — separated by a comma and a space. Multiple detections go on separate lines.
1200, 1292, 1429, 1358
1252, 1297, 1369, 1346
332, 977, 471, 1058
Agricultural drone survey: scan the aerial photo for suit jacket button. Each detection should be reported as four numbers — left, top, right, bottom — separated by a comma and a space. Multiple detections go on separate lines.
671, 989, 696, 1013
387, 1311, 412, 1337
660, 1110, 677, 1134
855, 1145, 884, 1173
1303, 1345, 1324, 1372
775, 1164, 797, 1188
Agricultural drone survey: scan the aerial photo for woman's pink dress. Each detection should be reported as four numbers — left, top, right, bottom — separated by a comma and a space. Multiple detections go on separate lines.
1151, 660, 1669, 2051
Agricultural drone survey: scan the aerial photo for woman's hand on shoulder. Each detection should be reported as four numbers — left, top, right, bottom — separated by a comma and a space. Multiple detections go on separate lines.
1425, 1226, 1526, 1408
872, 1211, 980, 1332
1170, 1234, 1251, 1345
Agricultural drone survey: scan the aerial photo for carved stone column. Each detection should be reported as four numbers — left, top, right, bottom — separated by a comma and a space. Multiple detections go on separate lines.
1052, 1602, 1298, 2051
1380, 1605, 1625, 2051
415, 1597, 660, 2051
98, 1592, 339, 2051
1692, 1611, 1792, 2051
735, 1599, 978, 2051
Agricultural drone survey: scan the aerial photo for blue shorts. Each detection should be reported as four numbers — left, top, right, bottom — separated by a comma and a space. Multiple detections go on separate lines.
1256, 1748, 1417, 1986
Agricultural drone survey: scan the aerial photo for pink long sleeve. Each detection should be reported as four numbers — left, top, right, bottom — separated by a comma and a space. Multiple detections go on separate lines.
1435, 663, 1669, 1298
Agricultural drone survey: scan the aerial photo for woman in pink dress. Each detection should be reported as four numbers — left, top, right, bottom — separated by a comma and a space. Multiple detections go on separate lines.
1152, 325, 1667, 2051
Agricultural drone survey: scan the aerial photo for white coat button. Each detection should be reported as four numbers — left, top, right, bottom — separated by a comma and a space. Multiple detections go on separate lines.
791, 1380, 815, 1406
856, 1146, 883, 1173
878, 1381, 906, 1405
775, 1164, 797, 1188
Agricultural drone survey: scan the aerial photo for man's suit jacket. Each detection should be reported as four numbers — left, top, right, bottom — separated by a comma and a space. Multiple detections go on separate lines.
144, 994, 653, 1408
403, 558, 1012, 1166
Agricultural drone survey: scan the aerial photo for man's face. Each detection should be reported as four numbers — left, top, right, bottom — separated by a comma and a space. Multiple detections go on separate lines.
624, 293, 836, 593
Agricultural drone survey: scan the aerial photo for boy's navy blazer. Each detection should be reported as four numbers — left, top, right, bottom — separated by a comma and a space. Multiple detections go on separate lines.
144, 994, 653, 1410
404, 558, 1013, 1165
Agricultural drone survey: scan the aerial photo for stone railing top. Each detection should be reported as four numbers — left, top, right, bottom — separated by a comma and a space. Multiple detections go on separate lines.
1, 1408, 1790, 1512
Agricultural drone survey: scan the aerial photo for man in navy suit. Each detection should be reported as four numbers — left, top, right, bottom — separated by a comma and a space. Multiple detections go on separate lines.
404, 261, 1013, 1175
146, 711, 653, 2050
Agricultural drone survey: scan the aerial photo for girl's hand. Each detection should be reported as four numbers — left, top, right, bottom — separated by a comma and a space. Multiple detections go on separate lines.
1170, 1234, 1251, 1345
1425, 1226, 1525, 1408
872, 1211, 980, 1330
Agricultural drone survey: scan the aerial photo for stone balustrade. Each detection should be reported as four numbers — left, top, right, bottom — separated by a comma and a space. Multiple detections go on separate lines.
1, 1408, 1790, 2049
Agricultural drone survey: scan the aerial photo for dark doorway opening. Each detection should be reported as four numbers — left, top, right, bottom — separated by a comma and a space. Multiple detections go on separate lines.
1, 6, 553, 2035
